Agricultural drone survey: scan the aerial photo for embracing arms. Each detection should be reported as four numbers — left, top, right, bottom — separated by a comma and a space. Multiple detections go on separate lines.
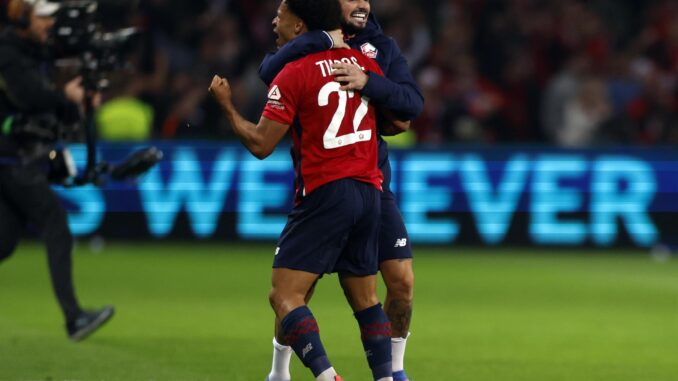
209, 75, 288, 160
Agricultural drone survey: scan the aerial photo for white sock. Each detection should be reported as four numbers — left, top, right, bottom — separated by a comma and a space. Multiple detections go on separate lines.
316, 367, 337, 381
267, 337, 293, 381
391, 332, 410, 372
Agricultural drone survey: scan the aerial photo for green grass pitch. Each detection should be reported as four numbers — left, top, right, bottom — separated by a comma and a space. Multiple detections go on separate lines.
1, 242, 677, 380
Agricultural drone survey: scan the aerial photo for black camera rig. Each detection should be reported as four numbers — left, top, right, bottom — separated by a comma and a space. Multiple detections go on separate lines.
1, 1, 160, 185
1, 0, 159, 186
2, 112, 162, 186
52, 0, 139, 91
43, 0, 161, 186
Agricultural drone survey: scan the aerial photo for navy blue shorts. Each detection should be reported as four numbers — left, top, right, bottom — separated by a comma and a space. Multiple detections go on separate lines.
378, 190, 413, 262
273, 178, 381, 276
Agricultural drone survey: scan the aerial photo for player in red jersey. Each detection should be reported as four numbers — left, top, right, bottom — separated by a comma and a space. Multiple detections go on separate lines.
262, 50, 383, 200
259, 1, 422, 379
209, 1, 407, 380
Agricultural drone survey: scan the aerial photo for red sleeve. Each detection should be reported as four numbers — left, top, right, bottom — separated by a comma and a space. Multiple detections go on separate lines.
262, 64, 303, 125
365, 57, 384, 77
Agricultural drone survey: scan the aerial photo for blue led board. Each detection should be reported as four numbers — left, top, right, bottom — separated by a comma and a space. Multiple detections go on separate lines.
55, 143, 677, 248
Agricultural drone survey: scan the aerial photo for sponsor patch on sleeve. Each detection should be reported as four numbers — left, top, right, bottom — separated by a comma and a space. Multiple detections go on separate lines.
267, 85, 285, 110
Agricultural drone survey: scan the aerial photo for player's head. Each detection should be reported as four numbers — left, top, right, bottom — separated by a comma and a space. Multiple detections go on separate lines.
272, 0, 301, 48
273, 0, 342, 47
339, 0, 370, 35
1, 0, 59, 44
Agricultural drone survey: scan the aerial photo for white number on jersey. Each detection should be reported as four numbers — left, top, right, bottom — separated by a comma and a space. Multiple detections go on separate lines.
318, 81, 371, 150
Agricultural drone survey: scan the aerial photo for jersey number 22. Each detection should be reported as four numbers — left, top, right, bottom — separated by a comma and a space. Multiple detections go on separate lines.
318, 82, 372, 150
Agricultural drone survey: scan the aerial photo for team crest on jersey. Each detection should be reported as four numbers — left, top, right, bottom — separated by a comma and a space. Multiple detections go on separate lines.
361, 43, 378, 59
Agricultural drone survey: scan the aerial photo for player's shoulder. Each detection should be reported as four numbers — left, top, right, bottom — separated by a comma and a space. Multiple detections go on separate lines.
372, 33, 399, 49
367, 34, 400, 58
283, 50, 334, 72
275, 54, 317, 83
333, 48, 382, 72
347, 47, 382, 73
298, 48, 369, 69
275, 51, 339, 87
349, 35, 400, 68
282, 55, 312, 71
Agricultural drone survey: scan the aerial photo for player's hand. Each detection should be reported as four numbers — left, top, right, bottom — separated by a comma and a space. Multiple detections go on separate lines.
208, 75, 233, 109
327, 29, 349, 49
332, 62, 368, 91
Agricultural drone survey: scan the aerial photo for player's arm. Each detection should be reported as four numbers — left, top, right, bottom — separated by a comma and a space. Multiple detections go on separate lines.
378, 108, 411, 136
332, 40, 424, 121
209, 76, 288, 160
258, 30, 344, 86
332, 63, 413, 135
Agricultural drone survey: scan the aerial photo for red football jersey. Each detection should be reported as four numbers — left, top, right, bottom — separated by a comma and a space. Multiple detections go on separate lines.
262, 48, 384, 199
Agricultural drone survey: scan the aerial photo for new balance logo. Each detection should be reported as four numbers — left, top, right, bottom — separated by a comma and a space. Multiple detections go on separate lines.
302, 343, 313, 358
394, 238, 407, 248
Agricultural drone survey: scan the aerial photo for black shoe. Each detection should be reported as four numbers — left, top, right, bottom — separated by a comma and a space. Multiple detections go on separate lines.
66, 305, 115, 342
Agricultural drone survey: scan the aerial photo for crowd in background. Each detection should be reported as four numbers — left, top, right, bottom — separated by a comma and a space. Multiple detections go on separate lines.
75, 0, 678, 146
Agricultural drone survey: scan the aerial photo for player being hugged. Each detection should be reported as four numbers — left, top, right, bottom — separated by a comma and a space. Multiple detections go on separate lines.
258, 0, 423, 380
209, 0, 407, 380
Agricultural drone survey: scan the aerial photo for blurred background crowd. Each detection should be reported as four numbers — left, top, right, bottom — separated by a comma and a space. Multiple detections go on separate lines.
71, 0, 678, 146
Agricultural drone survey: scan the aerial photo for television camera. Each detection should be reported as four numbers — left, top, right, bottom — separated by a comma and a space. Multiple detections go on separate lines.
11, 0, 162, 186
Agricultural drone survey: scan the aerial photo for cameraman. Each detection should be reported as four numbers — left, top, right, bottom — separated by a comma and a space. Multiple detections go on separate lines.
0, 0, 113, 341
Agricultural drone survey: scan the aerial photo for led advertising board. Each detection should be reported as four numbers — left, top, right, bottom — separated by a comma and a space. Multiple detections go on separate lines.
56, 143, 676, 248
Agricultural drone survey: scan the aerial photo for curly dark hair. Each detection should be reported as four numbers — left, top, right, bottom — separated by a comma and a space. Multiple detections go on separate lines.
285, 0, 342, 31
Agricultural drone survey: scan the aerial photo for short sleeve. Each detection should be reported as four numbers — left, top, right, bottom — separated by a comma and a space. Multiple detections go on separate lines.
262, 65, 302, 126
365, 57, 384, 77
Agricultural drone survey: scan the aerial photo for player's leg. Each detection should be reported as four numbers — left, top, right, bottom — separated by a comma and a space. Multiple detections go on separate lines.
267, 181, 357, 381
274, 280, 317, 342
270, 268, 339, 381
380, 259, 414, 380
381, 259, 414, 336
267, 334, 293, 381
268, 281, 317, 381
339, 273, 393, 381
378, 193, 414, 380
335, 180, 392, 381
